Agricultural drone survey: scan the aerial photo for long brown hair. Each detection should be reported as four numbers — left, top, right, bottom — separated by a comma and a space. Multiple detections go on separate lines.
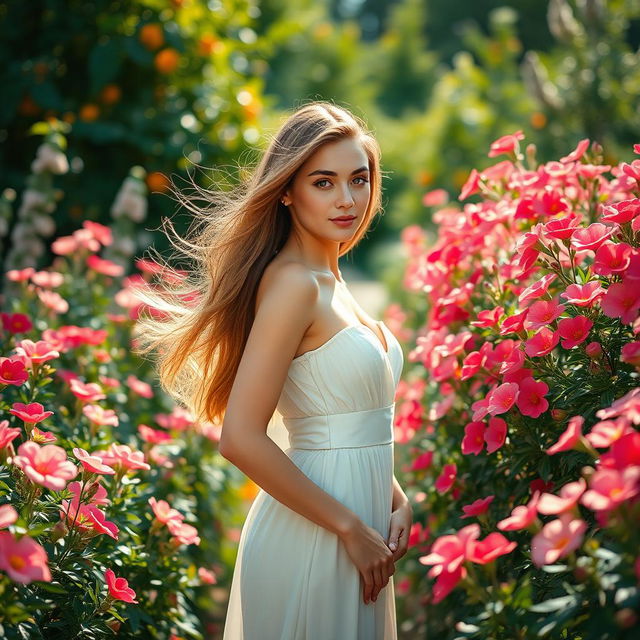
133, 101, 383, 424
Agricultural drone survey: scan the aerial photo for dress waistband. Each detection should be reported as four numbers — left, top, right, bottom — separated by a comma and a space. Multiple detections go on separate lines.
283, 404, 395, 450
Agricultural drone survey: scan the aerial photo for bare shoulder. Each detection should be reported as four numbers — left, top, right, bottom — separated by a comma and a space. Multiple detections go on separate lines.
256, 259, 320, 314
221, 261, 319, 441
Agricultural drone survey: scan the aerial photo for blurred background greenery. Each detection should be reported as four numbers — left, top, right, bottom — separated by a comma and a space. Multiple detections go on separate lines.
2, 0, 639, 275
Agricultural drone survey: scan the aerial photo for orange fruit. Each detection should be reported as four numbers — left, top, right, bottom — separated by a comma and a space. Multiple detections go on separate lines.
154, 48, 180, 74
18, 94, 39, 116
139, 23, 164, 51
530, 112, 547, 129
100, 84, 121, 105
197, 33, 219, 56
79, 103, 100, 122
146, 171, 171, 193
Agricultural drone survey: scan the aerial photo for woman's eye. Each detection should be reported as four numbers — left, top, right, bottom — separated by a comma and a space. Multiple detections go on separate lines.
313, 177, 369, 188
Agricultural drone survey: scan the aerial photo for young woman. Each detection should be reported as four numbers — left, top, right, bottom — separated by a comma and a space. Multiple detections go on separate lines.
135, 101, 412, 639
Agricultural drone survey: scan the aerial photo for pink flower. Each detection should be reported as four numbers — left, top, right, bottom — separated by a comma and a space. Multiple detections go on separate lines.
419, 524, 479, 575
518, 273, 556, 306
0, 312, 33, 334
69, 379, 106, 403
581, 467, 640, 512
461, 421, 485, 455
586, 418, 634, 448
167, 519, 201, 546
198, 567, 217, 585
593, 242, 632, 277
601, 199, 640, 224
14, 339, 59, 365
488, 130, 524, 157
105, 568, 138, 603
601, 280, 640, 324
435, 464, 457, 494
499, 309, 528, 335
86, 255, 124, 277
459, 169, 481, 200
96, 444, 151, 473
523, 299, 566, 330
37, 289, 69, 314
0, 420, 22, 449
560, 138, 589, 163
467, 532, 517, 564
31, 428, 57, 444
72, 448, 116, 475
0, 504, 18, 529
0, 357, 29, 386
543, 214, 581, 240
621, 342, 640, 366
126, 375, 153, 399
524, 328, 560, 357
570, 223, 617, 252
537, 479, 587, 515
497, 493, 540, 531
51, 235, 78, 255
9, 402, 54, 424
484, 417, 507, 453
148, 497, 183, 525
82, 404, 119, 427
461, 495, 494, 519
410, 451, 434, 471
0, 531, 52, 583
137, 424, 172, 444
31, 270, 64, 289
85, 506, 119, 539
546, 416, 584, 455
531, 516, 587, 567
487, 382, 519, 415
422, 189, 449, 207
557, 315, 593, 349
83, 220, 113, 246
560, 281, 605, 307
6, 267, 35, 282
12, 442, 78, 490
515, 377, 549, 418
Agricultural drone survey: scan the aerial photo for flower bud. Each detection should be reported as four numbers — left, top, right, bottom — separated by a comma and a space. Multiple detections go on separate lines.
614, 608, 638, 629
585, 341, 602, 358
551, 408, 567, 421
50, 519, 69, 542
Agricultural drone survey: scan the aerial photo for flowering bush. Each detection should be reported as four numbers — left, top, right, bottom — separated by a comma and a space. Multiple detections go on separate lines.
0, 135, 246, 638
392, 134, 640, 638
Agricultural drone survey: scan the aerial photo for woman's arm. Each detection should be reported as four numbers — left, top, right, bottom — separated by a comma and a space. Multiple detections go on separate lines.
391, 474, 409, 510
219, 263, 355, 535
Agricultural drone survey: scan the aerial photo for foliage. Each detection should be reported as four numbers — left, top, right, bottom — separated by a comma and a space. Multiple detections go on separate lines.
0, 125, 248, 639
0, 0, 266, 264
392, 132, 640, 639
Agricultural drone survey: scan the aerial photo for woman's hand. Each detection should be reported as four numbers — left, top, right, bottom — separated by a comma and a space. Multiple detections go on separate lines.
386, 500, 413, 562
339, 519, 396, 605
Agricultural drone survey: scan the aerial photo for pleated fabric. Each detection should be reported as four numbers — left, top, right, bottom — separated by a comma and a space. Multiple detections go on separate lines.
222, 322, 404, 640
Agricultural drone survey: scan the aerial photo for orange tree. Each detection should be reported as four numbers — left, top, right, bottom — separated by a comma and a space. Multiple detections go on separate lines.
0, 0, 265, 263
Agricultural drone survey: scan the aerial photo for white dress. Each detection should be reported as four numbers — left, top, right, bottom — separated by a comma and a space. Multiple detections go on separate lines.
222, 321, 403, 640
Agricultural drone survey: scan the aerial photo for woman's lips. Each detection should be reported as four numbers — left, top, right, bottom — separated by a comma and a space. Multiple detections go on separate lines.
330, 216, 356, 227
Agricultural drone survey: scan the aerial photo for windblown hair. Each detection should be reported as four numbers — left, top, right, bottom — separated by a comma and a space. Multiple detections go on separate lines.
133, 101, 383, 424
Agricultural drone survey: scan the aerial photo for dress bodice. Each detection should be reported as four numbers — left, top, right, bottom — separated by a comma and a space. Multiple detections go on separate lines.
276, 322, 404, 421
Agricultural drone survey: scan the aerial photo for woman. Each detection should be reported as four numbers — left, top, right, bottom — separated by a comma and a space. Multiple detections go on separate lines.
135, 101, 412, 639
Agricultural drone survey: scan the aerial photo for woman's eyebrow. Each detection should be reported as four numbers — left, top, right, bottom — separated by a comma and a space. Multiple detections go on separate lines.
307, 166, 369, 177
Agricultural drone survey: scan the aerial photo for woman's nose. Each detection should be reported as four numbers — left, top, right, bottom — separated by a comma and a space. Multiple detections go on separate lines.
336, 186, 355, 208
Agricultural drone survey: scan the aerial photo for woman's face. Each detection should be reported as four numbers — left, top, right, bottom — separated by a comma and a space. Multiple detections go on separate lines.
282, 137, 371, 243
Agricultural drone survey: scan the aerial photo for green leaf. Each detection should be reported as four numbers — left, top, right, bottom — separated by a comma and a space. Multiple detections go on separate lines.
88, 38, 123, 94
529, 594, 578, 613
